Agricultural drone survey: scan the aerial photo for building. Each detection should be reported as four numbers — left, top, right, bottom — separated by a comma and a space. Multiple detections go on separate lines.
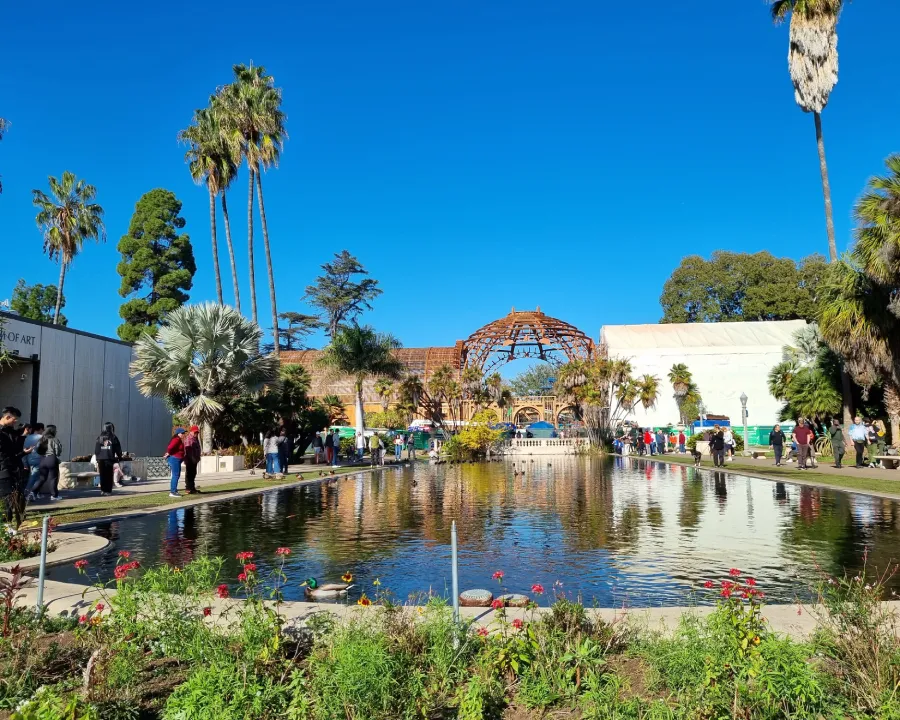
0, 313, 172, 459
600, 320, 807, 429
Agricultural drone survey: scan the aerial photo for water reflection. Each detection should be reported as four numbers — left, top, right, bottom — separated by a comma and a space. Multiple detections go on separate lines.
50, 457, 900, 606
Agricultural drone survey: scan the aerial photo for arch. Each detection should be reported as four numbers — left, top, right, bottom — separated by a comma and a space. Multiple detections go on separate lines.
514, 406, 542, 425
556, 406, 578, 425
460, 307, 594, 374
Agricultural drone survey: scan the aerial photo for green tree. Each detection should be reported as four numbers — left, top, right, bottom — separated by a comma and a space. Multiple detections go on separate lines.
10, 279, 66, 325
509, 364, 556, 396
130, 303, 279, 452
116, 189, 196, 342
668, 363, 702, 424
374, 378, 394, 411
32, 171, 106, 324
316, 394, 348, 426
770, 0, 845, 261
768, 326, 842, 422
318, 325, 404, 435
660, 251, 826, 323
304, 251, 382, 338
220, 63, 286, 355
263, 311, 322, 354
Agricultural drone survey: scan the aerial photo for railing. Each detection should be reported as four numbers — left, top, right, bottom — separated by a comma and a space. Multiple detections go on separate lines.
502, 438, 582, 454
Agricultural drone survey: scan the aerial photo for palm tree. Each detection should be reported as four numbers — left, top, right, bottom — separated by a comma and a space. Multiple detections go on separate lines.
636, 374, 660, 410
768, 360, 800, 401
770, 0, 845, 262
667, 363, 692, 399
374, 378, 394, 411
853, 154, 900, 288
0, 118, 9, 194
221, 63, 286, 355
130, 303, 279, 452
317, 394, 349, 426
32, 172, 106, 324
399, 374, 425, 410
318, 325, 404, 435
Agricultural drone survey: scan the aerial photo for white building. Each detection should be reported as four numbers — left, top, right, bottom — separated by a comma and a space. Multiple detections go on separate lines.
600, 320, 807, 430
0, 313, 171, 458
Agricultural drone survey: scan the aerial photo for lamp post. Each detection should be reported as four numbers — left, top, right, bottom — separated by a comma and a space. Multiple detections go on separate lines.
740, 392, 749, 456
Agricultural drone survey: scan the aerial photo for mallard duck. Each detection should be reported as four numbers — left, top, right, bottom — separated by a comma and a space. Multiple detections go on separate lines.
301, 576, 355, 599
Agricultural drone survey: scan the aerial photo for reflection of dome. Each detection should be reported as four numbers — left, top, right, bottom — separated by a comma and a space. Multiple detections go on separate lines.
462, 307, 594, 373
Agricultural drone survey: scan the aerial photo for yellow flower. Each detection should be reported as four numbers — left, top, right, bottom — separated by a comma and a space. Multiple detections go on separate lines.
358, 595, 372, 607
342, 572, 354, 583
373, 578, 381, 587
752, 636, 761, 645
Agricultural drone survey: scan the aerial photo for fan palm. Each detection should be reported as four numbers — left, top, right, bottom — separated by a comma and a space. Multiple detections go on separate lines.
130, 303, 279, 451
32, 172, 106, 324
768, 360, 799, 401
318, 394, 348, 425
221, 63, 286, 354
770, 0, 845, 262
667, 363, 692, 398
399, 374, 425, 410
636, 374, 660, 410
853, 154, 900, 288
318, 325, 404, 435
374, 378, 394, 411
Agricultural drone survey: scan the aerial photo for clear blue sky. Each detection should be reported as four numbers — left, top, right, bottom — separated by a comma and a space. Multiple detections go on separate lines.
1, 0, 898, 359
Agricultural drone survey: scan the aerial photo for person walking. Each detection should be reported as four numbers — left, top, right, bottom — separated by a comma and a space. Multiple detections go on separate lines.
95, 422, 123, 496
34, 425, 63, 501
277, 428, 291, 474
369, 433, 382, 467
23, 423, 44, 500
355, 431, 366, 462
332, 429, 341, 467
793, 418, 814, 470
644, 429, 655, 455
655, 429, 666, 455
723, 427, 734, 462
324, 430, 334, 466
828, 418, 845, 469
678, 430, 686, 454
183, 425, 202, 494
0, 408, 23, 523
394, 434, 403, 461
769, 424, 787, 467
407, 432, 416, 461
163, 428, 186, 498
313, 432, 324, 464
875, 419, 887, 465
849, 415, 868, 468
865, 419, 880, 468
710, 425, 725, 467
263, 430, 281, 476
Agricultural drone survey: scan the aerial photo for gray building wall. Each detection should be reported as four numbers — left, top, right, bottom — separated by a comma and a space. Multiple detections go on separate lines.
0, 314, 171, 459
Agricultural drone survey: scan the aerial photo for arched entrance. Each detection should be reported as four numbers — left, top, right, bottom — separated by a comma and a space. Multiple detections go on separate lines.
556, 406, 578, 426
514, 406, 541, 425
460, 307, 594, 374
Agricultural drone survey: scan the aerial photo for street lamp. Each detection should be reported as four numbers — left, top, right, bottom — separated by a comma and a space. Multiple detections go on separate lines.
740, 392, 749, 456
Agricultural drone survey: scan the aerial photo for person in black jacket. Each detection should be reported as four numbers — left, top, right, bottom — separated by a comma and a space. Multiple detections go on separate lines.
769, 424, 787, 467
94, 422, 122, 496
0, 407, 23, 522
710, 425, 726, 467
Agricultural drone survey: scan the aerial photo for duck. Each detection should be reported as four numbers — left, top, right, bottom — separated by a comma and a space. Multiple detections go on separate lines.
301, 576, 355, 599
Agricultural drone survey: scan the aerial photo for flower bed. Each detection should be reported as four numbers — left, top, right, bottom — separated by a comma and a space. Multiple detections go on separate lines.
3, 551, 900, 719
0, 523, 55, 564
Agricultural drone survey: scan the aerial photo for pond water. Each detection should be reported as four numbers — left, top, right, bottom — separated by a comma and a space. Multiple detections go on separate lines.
49, 457, 900, 606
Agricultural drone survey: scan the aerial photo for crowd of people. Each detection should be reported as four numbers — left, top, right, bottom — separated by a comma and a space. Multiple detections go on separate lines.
767, 416, 890, 470
612, 427, 688, 456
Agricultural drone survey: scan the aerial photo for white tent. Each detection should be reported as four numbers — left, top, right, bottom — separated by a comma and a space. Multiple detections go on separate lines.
600, 320, 808, 429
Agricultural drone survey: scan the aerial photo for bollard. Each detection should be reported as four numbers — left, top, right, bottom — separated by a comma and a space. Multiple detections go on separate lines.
451, 520, 460, 624
35, 515, 50, 616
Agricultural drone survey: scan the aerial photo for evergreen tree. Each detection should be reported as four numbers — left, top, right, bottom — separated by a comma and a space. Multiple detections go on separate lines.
10, 279, 66, 325
116, 189, 195, 342
304, 251, 382, 337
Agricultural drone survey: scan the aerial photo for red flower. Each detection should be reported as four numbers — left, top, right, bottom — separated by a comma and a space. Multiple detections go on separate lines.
477, 627, 489, 637
531, 584, 544, 595
746, 577, 756, 587
492, 571, 504, 581
216, 584, 229, 599
512, 618, 524, 631
203, 607, 212, 617
741, 591, 750, 600
95, 603, 104, 612
78, 615, 87, 624
721, 580, 733, 590
118, 550, 131, 559
275, 547, 291, 556
243, 563, 257, 574
729, 568, 741, 577
237, 572, 247, 583
236, 551, 254, 562
358, 595, 372, 607
721, 587, 733, 599
703, 580, 713, 589
491, 599, 504, 610
113, 560, 140, 581
74, 559, 88, 571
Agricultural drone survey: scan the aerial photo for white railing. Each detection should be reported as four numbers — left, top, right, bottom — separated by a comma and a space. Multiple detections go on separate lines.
503, 438, 581, 455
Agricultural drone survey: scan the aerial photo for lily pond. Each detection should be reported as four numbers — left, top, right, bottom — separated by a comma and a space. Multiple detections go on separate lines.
50, 457, 900, 605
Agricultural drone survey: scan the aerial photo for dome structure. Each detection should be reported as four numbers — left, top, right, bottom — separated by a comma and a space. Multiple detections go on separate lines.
461, 307, 594, 373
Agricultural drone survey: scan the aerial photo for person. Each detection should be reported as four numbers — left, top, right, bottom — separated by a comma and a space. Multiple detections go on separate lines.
22, 423, 44, 499
875, 419, 887, 465
332, 429, 341, 467
793, 418, 814, 470
0, 408, 23, 522
678, 430, 686, 454
355, 431, 366, 461
263, 430, 281, 476
644, 429, 654, 455
849, 415, 868, 469
324, 429, 334, 465
183, 425, 202, 493
407, 432, 416, 461
394, 434, 404, 461
313, 432, 324, 464
710, 425, 725, 467
828, 418, 845, 469
636, 428, 645, 456
723, 427, 734, 461
769, 424, 787, 466
369, 433, 382, 467
163, 428, 186, 498
95, 422, 123, 496
277, 428, 291, 474
655, 429, 666, 455
34, 425, 63, 501
865, 419, 880, 468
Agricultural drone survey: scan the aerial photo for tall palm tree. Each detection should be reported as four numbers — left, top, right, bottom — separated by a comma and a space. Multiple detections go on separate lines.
853, 154, 900, 289
667, 363, 692, 398
771, 0, 845, 262
130, 303, 279, 452
221, 63, 286, 355
32, 172, 106, 324
637, 374, 660, 410
317, 394, 349, 426
318, 325, 404, 435
0, 118, 9, 194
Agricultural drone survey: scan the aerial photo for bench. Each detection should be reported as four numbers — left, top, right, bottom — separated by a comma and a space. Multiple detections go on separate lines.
73, 472, 100, 488
751, 451, 768, 459
874, 456, 900, 470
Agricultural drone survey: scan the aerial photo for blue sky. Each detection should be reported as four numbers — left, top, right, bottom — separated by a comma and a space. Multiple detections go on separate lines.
1, 0, 898, 365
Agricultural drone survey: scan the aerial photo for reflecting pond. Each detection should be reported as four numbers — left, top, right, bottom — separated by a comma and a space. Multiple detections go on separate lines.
49, 457, 900, 606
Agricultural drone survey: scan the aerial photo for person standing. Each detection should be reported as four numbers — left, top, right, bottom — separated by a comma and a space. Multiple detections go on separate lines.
866, 419, 879, 468
769, 424, 787, 467
163, 428, 186, 498
678, 430, 686, 454
263, 430, 280, 476
723, 427, 734, 462
355, 431, 366, 462
644, 429, 654, 455
710, 425, 725, 467
332, 429, 341, 467
324, 430, 334, 466
849, 415, 868, 468
828, 418, 845, 469
35, 425, 63, 501
277, 428, 291, 474
655, 429, 666, 455
183, 425, 202, 494
313, 432, 324, 464
407, 432, 416, 461
95, 422, 123, 496
875, 419, 887, 465
0, 408, 23, 522
394, 434, 403, 461
23, 424, 44, 499
793, 418, 813, 470
369, 433, 382, 467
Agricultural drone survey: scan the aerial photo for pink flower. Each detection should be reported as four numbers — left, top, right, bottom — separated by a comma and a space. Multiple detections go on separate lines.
203, 607, 211, 617
491, 599, 504, 610
721, 587, 733, 599
78, 615, 87, 624
477, 627, 489, 637
746, 577, 756, 587
703, 580, 713, 589
275, 547, 291, 556
118, 551, 131, 559
729, 568, 741, 577
492, 571, 504, 581
243, 563, 257, 574
236, 551, 254, 562
237, 572, 247, 583
531, 584, 544, 595
95, 603, 104, 612
512, 618, 524, 631
721, 580, 733, 590
74, 560, 88, 571
216, 584, 229, 599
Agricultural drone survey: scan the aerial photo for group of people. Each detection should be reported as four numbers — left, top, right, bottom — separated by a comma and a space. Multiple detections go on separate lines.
768, 415, 890, 470
613, 427, 688, 456
312, 429, 342, 467
163, 426, 202, 497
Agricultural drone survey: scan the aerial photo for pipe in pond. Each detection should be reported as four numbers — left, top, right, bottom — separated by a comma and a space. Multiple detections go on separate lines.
35, 515, 50, 615
451, 520, 459, 624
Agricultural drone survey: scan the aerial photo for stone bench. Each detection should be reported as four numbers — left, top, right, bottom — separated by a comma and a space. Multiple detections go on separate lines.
73, 472, 100, 488
874, 455, 900, 470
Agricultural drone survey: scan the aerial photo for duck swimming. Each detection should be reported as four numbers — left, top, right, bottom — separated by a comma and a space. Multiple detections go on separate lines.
301, 576, 355, 599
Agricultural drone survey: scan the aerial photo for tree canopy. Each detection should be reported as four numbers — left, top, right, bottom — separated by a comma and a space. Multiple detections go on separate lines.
116, 189, 196, 342
10, 279, 65, 325
263, 311, 322, 354
659, 251, 827, 323
509, 364, 556, 396
304, 251, 382, 337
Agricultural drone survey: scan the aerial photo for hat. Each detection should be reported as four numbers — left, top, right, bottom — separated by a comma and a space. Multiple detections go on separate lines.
189, 425, 200, 433
174, 427, 186, 435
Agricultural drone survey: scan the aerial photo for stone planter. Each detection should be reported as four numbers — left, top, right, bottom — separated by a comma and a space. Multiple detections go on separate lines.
199, 455, 245, 474
59, 461, 96, 490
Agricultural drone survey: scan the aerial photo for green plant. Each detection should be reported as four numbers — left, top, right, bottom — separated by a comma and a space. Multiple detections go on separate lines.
11, 686, 99, 720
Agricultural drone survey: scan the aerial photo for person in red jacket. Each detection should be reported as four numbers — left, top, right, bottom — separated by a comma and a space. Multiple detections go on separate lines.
164, 428, 186, 498
643, 429, 654, 455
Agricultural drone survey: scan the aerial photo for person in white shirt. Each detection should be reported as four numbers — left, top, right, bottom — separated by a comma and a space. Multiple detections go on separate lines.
355, 431, 366, 462
723, 429, 735, 461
